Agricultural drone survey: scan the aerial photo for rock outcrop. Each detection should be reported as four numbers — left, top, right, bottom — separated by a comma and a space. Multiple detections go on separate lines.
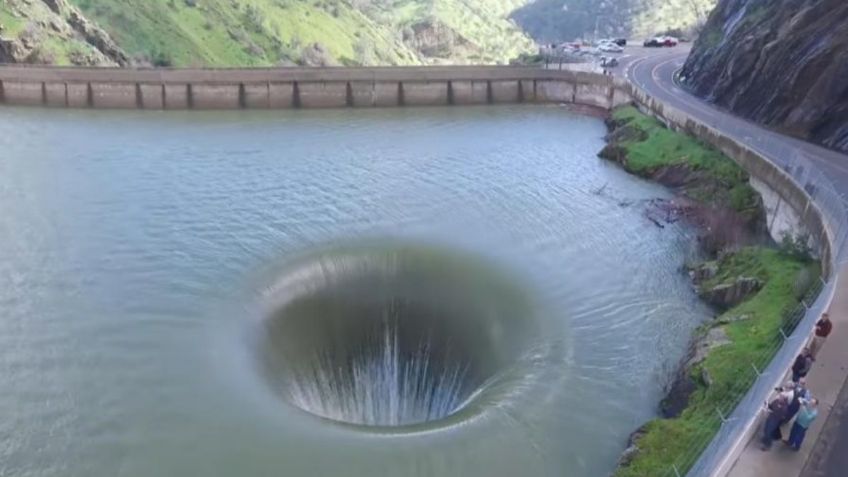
698, 276, 762, 309
681, 0, 848, 153
600, 111, 768, 253
0, 0, 127, 66
617, 423, 650, 468
66, 9, 129, 66
403, 20, 469, 59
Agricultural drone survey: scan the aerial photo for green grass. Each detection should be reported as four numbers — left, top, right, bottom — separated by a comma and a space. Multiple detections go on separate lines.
0, 5, 27, 37
615, 247, 820, 477
611, 106, 760, 214
67, 0, 534, 66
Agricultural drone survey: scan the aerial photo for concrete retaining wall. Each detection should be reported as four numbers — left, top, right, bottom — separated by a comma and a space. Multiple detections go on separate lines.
0, 65, 624, 111
621, 79, 834, 278
620, 78, 839, 477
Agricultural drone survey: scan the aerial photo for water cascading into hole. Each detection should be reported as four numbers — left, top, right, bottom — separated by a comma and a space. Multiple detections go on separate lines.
257, 243, 536, 429
286, 311, 471, 426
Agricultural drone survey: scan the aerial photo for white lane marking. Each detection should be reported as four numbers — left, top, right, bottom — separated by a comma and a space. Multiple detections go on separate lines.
641, 56, 848, 179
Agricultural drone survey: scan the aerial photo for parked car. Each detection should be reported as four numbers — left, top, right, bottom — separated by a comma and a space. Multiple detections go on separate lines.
643, 36, 677, 47
598, 42, 624, 53
613, 38, 627, 46
661, 36, 679, 47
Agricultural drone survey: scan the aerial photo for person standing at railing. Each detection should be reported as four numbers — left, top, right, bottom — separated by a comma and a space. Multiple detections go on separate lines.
809, 313, 833, 358
791, 348, 814, 383
761, 394, 789, 451
786, 398, 819, 451
780, 378, 810, 426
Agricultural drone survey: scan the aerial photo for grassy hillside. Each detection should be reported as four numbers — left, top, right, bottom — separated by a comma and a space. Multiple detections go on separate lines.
2, 0, 718, 66
65, 0, 534, 66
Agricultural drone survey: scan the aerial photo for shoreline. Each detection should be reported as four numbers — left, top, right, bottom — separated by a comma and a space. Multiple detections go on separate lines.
602, 105, 821, 477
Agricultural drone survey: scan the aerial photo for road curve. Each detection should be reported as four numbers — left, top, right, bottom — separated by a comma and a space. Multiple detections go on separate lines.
627, 52, 848, 190
626, 51, 848, 477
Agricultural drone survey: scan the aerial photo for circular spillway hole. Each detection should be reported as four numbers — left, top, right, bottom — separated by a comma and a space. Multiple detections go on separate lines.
257, 243, 535, 429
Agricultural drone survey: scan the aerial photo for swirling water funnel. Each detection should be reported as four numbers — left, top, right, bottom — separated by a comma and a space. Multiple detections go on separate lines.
256, 242, 538, 431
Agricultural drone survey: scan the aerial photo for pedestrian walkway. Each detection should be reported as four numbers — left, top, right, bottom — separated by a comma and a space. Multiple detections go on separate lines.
727, 260, 848, 476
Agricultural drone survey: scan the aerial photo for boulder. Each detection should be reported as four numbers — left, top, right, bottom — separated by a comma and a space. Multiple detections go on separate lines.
299, 42, 336, 67
689, 261, 718, 285
43, 0, 67, 14
405, 19, 468, 58
688, 326, 731, 368
716, 313, 751, 325
0, 37, 33, 63
617, 423, 650, 468
67, 9, 129, 66
699, 276, 762, 310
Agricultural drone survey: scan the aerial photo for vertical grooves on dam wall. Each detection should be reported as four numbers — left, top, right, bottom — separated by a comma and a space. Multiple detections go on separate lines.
135, 83, 143, 109
266, 81, 272, 109
64, 83, 69, 107
238, 83, 247, 109
40, 82, 47, 106
292, 81, 301, 109
345, 82, 354, 107
86, 82, 93, 108
0, 79, 5, 104
161, 84, 166, 110
186, 84, 194, 109
447, 81, 454, 106
486, 80, 493, 105
397, 82, 405, 107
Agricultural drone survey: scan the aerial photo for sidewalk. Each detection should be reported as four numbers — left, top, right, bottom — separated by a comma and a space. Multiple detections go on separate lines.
726, 260, 848, 476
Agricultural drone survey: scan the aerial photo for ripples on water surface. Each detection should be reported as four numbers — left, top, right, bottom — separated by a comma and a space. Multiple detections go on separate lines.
0, 106, 711, 476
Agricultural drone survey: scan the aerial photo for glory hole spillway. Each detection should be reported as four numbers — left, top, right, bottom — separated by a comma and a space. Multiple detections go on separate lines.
257, 244, 537, 430
0, 105, 713, 476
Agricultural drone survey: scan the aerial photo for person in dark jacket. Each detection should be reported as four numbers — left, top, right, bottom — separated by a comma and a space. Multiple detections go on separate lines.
761, 394, 789, 450
781, 378, 810, 426
791, 348, 814, 383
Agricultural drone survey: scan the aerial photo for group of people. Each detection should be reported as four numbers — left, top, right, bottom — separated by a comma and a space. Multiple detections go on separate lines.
760, 313, 833, 452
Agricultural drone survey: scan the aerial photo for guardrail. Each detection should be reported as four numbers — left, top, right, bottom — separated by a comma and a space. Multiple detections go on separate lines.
619, 78, 848, 477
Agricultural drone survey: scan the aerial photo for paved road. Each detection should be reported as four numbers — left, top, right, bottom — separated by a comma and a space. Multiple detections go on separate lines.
626, 52, 848, 191
625, 51, 848, 477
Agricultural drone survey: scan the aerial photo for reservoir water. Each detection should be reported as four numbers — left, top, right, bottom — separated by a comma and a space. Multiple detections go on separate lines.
0, 105, 711, 476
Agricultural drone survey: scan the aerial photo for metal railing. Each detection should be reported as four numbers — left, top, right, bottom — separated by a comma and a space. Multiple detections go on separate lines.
665, 145, 848, 477
619, 71, 848, 477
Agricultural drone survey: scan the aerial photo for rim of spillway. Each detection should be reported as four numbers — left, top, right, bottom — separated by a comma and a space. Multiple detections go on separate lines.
255, 241, 540, 434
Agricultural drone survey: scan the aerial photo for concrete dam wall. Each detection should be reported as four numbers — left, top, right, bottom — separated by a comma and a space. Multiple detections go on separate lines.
0, 66, 630, 111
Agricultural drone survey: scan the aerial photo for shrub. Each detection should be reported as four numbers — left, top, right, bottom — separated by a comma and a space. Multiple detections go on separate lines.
778, 231, 813, 262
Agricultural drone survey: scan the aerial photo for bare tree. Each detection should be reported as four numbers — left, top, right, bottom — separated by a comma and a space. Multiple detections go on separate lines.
685, 0, 712, 35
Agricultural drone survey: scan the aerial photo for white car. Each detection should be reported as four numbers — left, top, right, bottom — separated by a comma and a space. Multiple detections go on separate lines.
598, 42, 624, 53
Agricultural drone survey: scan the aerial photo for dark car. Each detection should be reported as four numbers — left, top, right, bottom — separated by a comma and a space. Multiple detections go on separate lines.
643, 38, 661, 47
614, 38, 627, 47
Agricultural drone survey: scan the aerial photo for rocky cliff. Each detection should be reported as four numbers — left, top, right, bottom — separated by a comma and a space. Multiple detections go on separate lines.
681, 0, 848, 153
0, 0, 127, 66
